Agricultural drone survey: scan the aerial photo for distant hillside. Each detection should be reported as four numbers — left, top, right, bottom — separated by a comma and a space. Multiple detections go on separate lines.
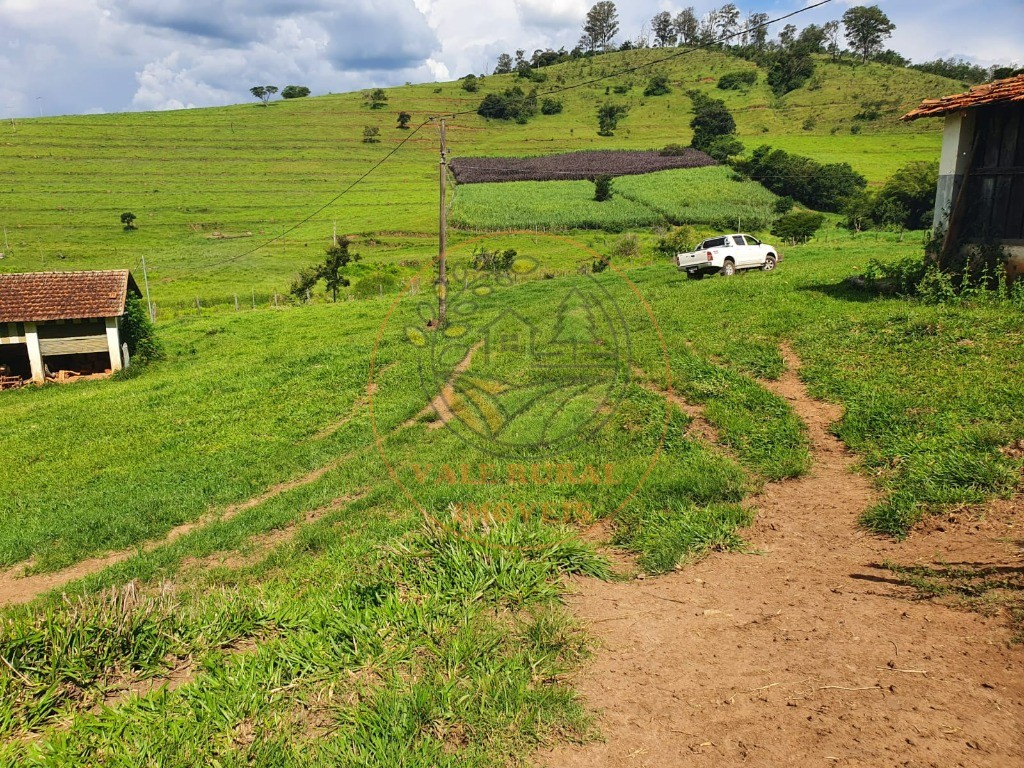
0, 47, 962, 301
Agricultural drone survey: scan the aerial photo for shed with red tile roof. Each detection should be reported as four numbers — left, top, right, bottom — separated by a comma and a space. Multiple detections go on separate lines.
901, 74, 1024, 271
0, 270, 141, 385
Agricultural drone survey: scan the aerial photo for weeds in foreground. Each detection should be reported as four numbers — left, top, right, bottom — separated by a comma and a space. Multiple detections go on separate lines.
0, 514, 605, 765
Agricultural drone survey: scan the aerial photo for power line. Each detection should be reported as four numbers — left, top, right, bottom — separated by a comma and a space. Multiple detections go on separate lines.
205, 120, 431, 271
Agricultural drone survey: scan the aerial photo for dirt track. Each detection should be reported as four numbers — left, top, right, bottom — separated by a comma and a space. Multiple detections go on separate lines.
541, 347, 1024, 767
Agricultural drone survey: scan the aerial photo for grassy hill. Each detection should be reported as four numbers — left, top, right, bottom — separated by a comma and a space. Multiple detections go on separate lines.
0, 49, 961, 305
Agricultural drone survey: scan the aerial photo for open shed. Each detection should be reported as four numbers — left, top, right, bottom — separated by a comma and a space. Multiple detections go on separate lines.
902, 74, 1024, 269
0, 270, 140, 386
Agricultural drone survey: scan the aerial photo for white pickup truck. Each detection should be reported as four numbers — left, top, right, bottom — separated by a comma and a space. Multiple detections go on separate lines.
675, 234, 780, 280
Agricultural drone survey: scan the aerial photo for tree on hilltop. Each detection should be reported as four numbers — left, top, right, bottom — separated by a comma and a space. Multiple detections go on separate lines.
674, 8, 699, 45
580, 2, 619, 53
651, 12, 677, 47
249, 85, 278, 106
364, 88, 388, 109
281, 85, 310, 99
842, 5, 895, 62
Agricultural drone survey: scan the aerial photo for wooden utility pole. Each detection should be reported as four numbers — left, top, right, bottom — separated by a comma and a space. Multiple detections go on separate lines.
437, 118, 449, 328
140, 254, 155, 322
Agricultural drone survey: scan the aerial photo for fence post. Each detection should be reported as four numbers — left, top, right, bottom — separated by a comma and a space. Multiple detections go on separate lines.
234, 294, 239, 311
274, 293, 279, 308
252, 289, 256, 309
195, 297, 201, 314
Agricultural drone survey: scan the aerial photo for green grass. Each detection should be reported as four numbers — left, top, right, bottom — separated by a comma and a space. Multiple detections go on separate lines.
451, 166, 779, 232
616, 166, 780, 231
451, 177, 661, 231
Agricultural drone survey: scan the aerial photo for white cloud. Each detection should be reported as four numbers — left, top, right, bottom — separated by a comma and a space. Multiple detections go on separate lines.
514, 0, 587, 29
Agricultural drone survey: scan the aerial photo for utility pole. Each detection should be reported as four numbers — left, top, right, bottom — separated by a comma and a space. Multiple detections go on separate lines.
140, 254, 155, 323
437, 117, 449, 329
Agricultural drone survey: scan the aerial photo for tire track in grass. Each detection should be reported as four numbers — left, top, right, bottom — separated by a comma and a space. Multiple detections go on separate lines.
0, 451, 368, 607
0, 348, 471, 606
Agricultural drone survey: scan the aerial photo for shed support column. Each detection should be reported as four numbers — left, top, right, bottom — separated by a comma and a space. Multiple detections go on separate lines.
933, 110, 976, 233
105, 317, 123, 373
24, 322, 44, 383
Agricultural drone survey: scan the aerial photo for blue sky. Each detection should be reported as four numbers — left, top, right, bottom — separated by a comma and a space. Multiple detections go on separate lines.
0, 0, 1020, 117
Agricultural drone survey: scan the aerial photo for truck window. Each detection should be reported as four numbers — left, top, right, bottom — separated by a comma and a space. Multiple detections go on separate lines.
704, 237, 726, 249
733, 235, 746, 245
746, 236, 761, 245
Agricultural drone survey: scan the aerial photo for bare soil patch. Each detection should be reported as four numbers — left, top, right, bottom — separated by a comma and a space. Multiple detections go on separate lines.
540, 345, 1024, 767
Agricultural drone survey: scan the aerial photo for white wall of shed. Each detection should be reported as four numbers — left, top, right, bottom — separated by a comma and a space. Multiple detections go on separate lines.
105, 317, 123, 372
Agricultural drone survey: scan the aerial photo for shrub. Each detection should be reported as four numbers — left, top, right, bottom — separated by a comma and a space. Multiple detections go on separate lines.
765, 49, 814, 96
281, 85, 310, 99
612, 233, 640, 260
593, 175, 614, 202
876, 161, 938, 230
460, 74, 480, 92
477, 87, 538, 123
592, 254, 611, 273
659, 144, 689, 156
120, 293, 162, 363
362, 126, 381, 143
644, 75, 672, 97
596, 103, 628, 136
737, 145, 866, 212
472, 247, 517, 273
353, 271, 398, 298
688, 91, 737, 155
540, 98, 563, 115
702, 135, 744, 163
612, 84, 630, 94
717, 71, 756, 90
656, 225, 700, 257
911, 58, 988, 83
397, 111, 412, 129
858, 256, 928, 295
773, 196, 794, 214
120, 212, 136, 231
363, 88, 388, 109
771, 211, 825, 244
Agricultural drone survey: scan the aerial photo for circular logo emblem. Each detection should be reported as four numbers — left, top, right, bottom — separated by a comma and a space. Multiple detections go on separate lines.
369, 232, 671, 548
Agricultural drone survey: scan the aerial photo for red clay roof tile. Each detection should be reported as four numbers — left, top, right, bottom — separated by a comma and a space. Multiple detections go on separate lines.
0, 270, 138, 323
902, 73, 1024, 120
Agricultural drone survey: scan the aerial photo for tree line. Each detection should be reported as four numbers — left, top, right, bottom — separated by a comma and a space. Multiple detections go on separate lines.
488, 3, 1016, 87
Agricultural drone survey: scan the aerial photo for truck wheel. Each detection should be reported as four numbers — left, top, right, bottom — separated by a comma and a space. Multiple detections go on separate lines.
686, 271, 704, 281
762, 255, 777, 271
720, 259, 736, 277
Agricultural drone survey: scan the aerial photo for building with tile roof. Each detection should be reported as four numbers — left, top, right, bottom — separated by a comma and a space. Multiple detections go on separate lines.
903, 74, 1024, 268
0, 270, 140, 385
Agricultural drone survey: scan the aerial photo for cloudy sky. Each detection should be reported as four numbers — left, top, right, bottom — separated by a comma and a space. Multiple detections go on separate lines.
1, 0, 1021, 118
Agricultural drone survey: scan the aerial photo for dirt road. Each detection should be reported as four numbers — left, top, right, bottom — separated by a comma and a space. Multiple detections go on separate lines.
541, 348, 1024, 767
